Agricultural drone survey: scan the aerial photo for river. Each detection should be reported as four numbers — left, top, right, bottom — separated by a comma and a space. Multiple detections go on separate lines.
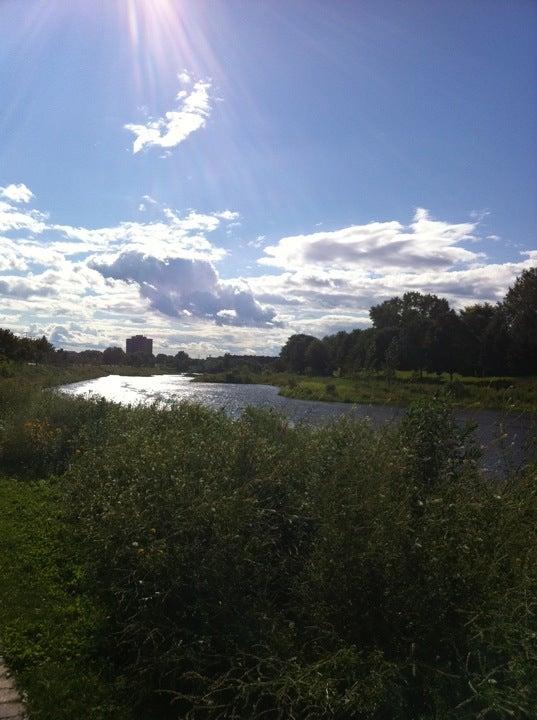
58, 373, 535, 475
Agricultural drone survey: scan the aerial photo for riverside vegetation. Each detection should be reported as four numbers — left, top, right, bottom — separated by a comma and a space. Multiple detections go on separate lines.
0, 362, 536, 719
194, 268, 537, 413
194, 369, 537, 413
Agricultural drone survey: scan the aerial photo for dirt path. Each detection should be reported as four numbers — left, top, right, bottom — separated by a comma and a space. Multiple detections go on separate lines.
0, 658, 26, 719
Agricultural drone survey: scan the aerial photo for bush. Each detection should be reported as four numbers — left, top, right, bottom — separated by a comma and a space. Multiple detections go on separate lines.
325, 382, 337, 396
59, 399, 536, 719
445, 379, 469, 399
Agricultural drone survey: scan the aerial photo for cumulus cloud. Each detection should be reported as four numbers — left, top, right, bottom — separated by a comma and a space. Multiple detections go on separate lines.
1, 189, 533, 353
177, 70, 192, 85
92, 251, 281, 328
53, 208, 228, 263
0, 199, 47, 234
125, 79, 212, 154
0, 277, 58, 299
260, 208, 481, 272
0, 183, 34, 204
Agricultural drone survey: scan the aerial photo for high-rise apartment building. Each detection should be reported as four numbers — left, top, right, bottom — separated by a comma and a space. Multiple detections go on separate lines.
126, 335, 153, 355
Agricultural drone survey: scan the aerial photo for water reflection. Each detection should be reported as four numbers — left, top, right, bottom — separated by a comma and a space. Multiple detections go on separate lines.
58, 374, 535, 474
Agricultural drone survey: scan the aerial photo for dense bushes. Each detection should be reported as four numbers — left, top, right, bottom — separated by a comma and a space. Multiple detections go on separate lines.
1, 367, 535, 718
50, 398, 536, 718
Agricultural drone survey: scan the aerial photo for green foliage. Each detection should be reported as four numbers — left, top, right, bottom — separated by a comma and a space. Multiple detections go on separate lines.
274, 371, 537, 411
277, 268, 537, 379
0, 328, 54, 363
1, 366, 536, 718
58, 400, 535, 718
0, 477, 132, 720
504, 267, 537, 374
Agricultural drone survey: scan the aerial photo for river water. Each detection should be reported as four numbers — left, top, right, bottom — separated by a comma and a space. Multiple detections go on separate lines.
58, 374, 535, 475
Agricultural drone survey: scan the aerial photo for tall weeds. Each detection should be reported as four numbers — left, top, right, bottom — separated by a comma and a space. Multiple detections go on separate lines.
55, 399, 536, 718
1, 368, 535, 718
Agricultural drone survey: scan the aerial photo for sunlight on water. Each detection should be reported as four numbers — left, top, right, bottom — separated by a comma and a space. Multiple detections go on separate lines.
57, 374, 536, 474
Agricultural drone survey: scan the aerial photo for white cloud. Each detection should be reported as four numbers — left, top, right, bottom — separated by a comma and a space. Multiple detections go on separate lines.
0, 200, 47, 234
0, 183, 34, 204
1, 191, 533, 353
125, 79, 212, 154
178, 70, 192, 85
260, 208, 481, 272
215, 210, 240, 221
247, 235, 266, 248
92, 252, 282, 328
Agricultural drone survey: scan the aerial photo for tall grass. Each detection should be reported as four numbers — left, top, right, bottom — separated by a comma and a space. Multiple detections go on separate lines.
63, 402, 535, 718
1, 368, 536, 718
196, 369, 537, 412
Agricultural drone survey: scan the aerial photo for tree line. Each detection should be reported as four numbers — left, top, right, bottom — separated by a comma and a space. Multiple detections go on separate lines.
2, 267, 535, 378
0, 328, 277, 375
280, 267, 537, 378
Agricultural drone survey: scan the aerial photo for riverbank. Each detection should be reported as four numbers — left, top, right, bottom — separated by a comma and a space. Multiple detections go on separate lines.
1, 364, 536, 718
0, 360, 171, 387
194, 369, 537, 412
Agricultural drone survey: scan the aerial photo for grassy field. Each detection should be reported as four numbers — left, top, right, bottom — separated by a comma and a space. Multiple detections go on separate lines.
1, 363, 536, 718
195, 369, 537, 412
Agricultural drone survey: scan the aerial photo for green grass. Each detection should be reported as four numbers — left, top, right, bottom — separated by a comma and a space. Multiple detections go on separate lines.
195, 369, 537, 412
0, 476, 133, 720
1, 364, 536, 718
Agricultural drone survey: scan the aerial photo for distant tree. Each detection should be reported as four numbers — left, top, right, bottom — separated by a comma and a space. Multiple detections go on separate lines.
374, 327, 400, 370
383, 337, 400, 383
482, 306, 511, 376
103, 346, 126, 365
0, 329, 20, 359
280, 334, 318, 373
0, 329, 54, 363
427, 310, 468, 380
175, 351, 191, 372
128, 351, 154, 367
370, 297, 403, 329
352, 328, 376, 373
78, 349, 104, 364
304, 339, 332, 376
504, 267, 537, 375
33, 335, 55, 363
459, 303, 496, 376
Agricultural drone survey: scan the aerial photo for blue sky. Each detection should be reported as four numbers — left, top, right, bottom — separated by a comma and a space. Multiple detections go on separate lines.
0, 0, 536, 355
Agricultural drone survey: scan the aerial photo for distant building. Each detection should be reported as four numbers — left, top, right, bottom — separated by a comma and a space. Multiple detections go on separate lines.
126, 335, 153, 356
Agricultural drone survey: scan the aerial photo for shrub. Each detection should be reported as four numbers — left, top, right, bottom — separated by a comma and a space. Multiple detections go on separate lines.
60, 399, 536, 719
324, 382, 337, 396
445, 379, 469, 399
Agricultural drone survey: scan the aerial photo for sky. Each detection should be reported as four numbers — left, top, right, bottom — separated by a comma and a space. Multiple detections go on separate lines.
0, 0, 536, 356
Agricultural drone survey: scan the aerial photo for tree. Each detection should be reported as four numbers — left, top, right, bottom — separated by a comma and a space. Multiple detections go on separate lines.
103, 346, 126, 365
482, 306, 511, 376
280, 334, 318, 373
175, 351, 191, 372
383, 337, 400, 383
374, 327, 400, 370
459, 303, 496, 376
31, 336, 53, 362
322, 330, 350, 372
370, 297, 403, 329
504, 267, 537, 375
427, 310, 468, 380
304, 339, 331, 376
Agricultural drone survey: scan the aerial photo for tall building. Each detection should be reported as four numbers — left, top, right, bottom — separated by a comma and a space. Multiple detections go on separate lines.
126, 335, 153, 355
